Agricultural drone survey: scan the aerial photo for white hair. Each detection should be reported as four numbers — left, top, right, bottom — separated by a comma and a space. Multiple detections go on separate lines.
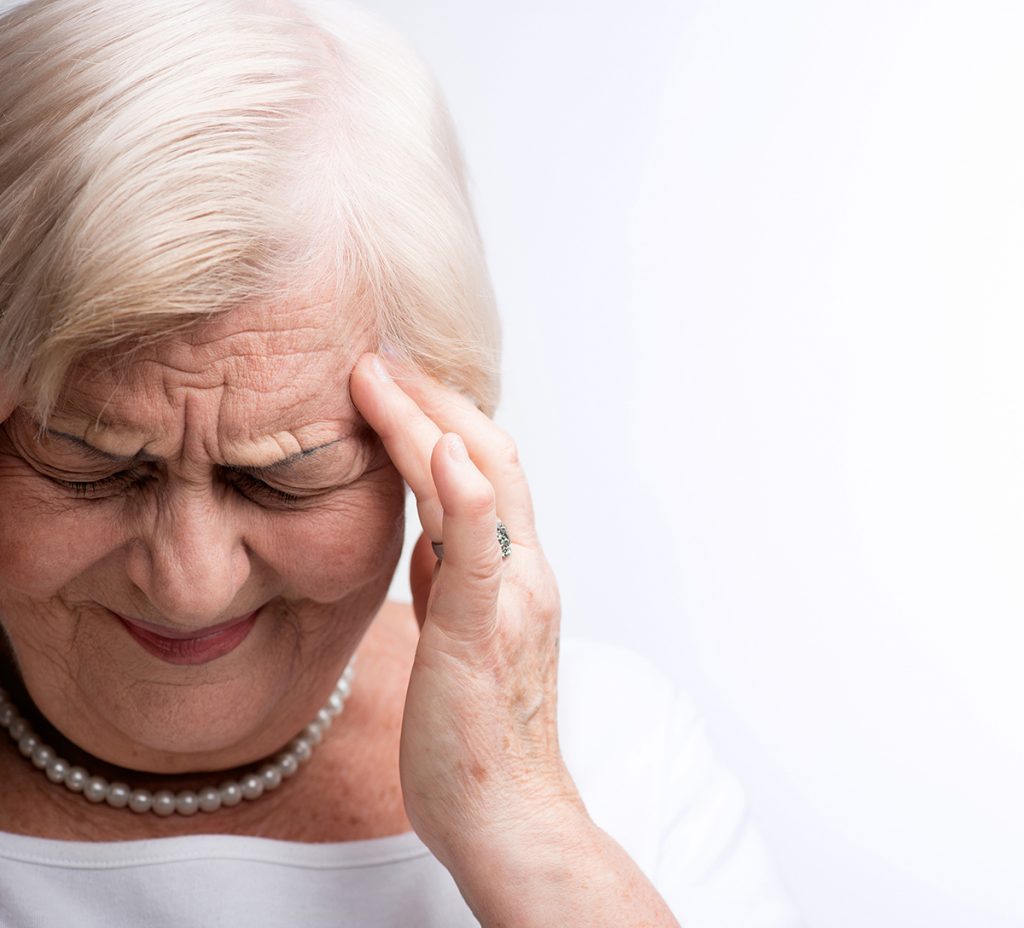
0, 0, 501, 418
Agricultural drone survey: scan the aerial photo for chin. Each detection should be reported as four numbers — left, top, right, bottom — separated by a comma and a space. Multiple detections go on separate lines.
68, 673, 294, 773
9, 578, 391, 775
41, 645, 308, 777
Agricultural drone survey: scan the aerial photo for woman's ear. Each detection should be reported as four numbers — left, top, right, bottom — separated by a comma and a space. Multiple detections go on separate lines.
408, 531, 439, 629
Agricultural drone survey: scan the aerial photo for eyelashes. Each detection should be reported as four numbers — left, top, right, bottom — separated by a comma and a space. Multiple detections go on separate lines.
51, 469, 308, 505
228, 472, 305, 504
52, 471, 146, 497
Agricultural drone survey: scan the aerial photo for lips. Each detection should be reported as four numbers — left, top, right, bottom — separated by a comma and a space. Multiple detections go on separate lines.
115, 610, 259, 666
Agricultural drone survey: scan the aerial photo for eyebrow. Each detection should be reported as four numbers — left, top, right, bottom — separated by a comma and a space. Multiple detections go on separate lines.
44, 429, 345, 471
238, 441, 344, 474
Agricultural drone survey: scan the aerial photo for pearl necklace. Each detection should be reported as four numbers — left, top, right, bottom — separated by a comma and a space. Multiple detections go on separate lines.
0, 660, 354, 816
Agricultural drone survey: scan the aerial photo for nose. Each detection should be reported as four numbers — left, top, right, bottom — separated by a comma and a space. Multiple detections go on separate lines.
124, 481, 251, 628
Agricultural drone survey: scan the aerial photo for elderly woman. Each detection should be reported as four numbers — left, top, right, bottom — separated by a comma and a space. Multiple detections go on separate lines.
0, 0, 799, 924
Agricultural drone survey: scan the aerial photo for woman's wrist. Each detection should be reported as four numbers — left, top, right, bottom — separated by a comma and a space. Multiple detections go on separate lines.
441, 799, 680, 928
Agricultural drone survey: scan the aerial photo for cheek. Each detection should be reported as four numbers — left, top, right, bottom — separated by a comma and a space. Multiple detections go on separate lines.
254, 473, 406, 602
0, 467, 122, 599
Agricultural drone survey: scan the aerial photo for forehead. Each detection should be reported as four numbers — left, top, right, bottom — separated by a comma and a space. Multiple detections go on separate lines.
52, 297, 372, 459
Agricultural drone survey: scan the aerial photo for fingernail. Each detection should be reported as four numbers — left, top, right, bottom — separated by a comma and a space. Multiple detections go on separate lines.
447, 433, 468, 462
371, 354, 392, 382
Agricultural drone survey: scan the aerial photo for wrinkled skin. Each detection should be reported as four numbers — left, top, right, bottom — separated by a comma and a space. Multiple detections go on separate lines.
0, 298, 405, 774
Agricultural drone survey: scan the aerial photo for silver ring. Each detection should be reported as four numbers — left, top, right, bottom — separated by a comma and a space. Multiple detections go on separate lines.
432, 520, 511, 561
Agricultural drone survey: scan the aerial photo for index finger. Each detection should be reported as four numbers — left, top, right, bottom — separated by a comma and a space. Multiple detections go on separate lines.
349, 353, 445, 541
385, 366, 539, 550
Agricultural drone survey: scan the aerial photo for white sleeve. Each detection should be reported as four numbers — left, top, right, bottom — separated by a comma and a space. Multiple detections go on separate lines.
558, 638, 803, 927
652, 687, 804, 928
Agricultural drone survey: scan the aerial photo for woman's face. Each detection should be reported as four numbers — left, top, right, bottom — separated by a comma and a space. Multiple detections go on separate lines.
0, 297, 405, 773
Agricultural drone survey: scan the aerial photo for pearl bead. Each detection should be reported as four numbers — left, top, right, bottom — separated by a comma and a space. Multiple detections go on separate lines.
18, 733, 39, 757
46, 757, 69, 783
291, 737, 312, 763
152, 790, 176, 816
107, 782, 131, 809
304, 721, 323, 745
316, 707, 333, 728
219, 781, 242, 807
259, 763, 282, 791
0, 703, 15, 727
128, 790, 153, 813
327, 691, 344, 715
84, 776, 109, 803
64, 766, 88, 792
197, 786, 222, 813
240, 773, 264, 801
175, 790, 199, 816
31, 744, 54, 769
337, 678, 351, 700
8, 717, 28, 740
277, 752, 299, 778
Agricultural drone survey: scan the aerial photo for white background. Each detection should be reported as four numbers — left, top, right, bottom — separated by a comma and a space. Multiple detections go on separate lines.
373, 1, 1024, 925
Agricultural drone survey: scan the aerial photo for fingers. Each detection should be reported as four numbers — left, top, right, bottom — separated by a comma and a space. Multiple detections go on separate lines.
349, 354, 445, 541
350, 352, 538, 549
387, 366, 539, 549
428, 432, 504, 641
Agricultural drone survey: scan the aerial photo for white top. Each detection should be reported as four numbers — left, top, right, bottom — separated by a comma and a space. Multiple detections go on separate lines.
0, 639, 802, 927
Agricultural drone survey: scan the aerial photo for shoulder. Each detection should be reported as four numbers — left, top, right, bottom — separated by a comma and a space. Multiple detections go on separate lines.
556, 636, 694, 769
555, 638, 687, 870
557, 636, 686, 718
556, 638, 803, 927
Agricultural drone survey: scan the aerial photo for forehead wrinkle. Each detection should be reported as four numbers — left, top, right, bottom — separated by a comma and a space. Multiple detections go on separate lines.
223, 347, 340, 397
40, 421, 357, 471
180, 306, 356, 375
49, 300, 374, 466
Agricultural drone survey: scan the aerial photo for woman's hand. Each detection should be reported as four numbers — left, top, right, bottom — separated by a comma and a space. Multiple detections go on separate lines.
349, 353, 581, 860
350, 353, 679, 927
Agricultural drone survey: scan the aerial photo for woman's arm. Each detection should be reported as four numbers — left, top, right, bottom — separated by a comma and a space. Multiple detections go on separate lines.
445, 805, 681, 927
350, 352, 679, 927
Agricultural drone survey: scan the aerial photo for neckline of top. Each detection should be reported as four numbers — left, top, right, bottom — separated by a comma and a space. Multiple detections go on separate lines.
0, 828, 430, 870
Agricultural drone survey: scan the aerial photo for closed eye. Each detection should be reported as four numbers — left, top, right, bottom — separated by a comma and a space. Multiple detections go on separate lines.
227, 471, 306, 504
52, 471, 146, 497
